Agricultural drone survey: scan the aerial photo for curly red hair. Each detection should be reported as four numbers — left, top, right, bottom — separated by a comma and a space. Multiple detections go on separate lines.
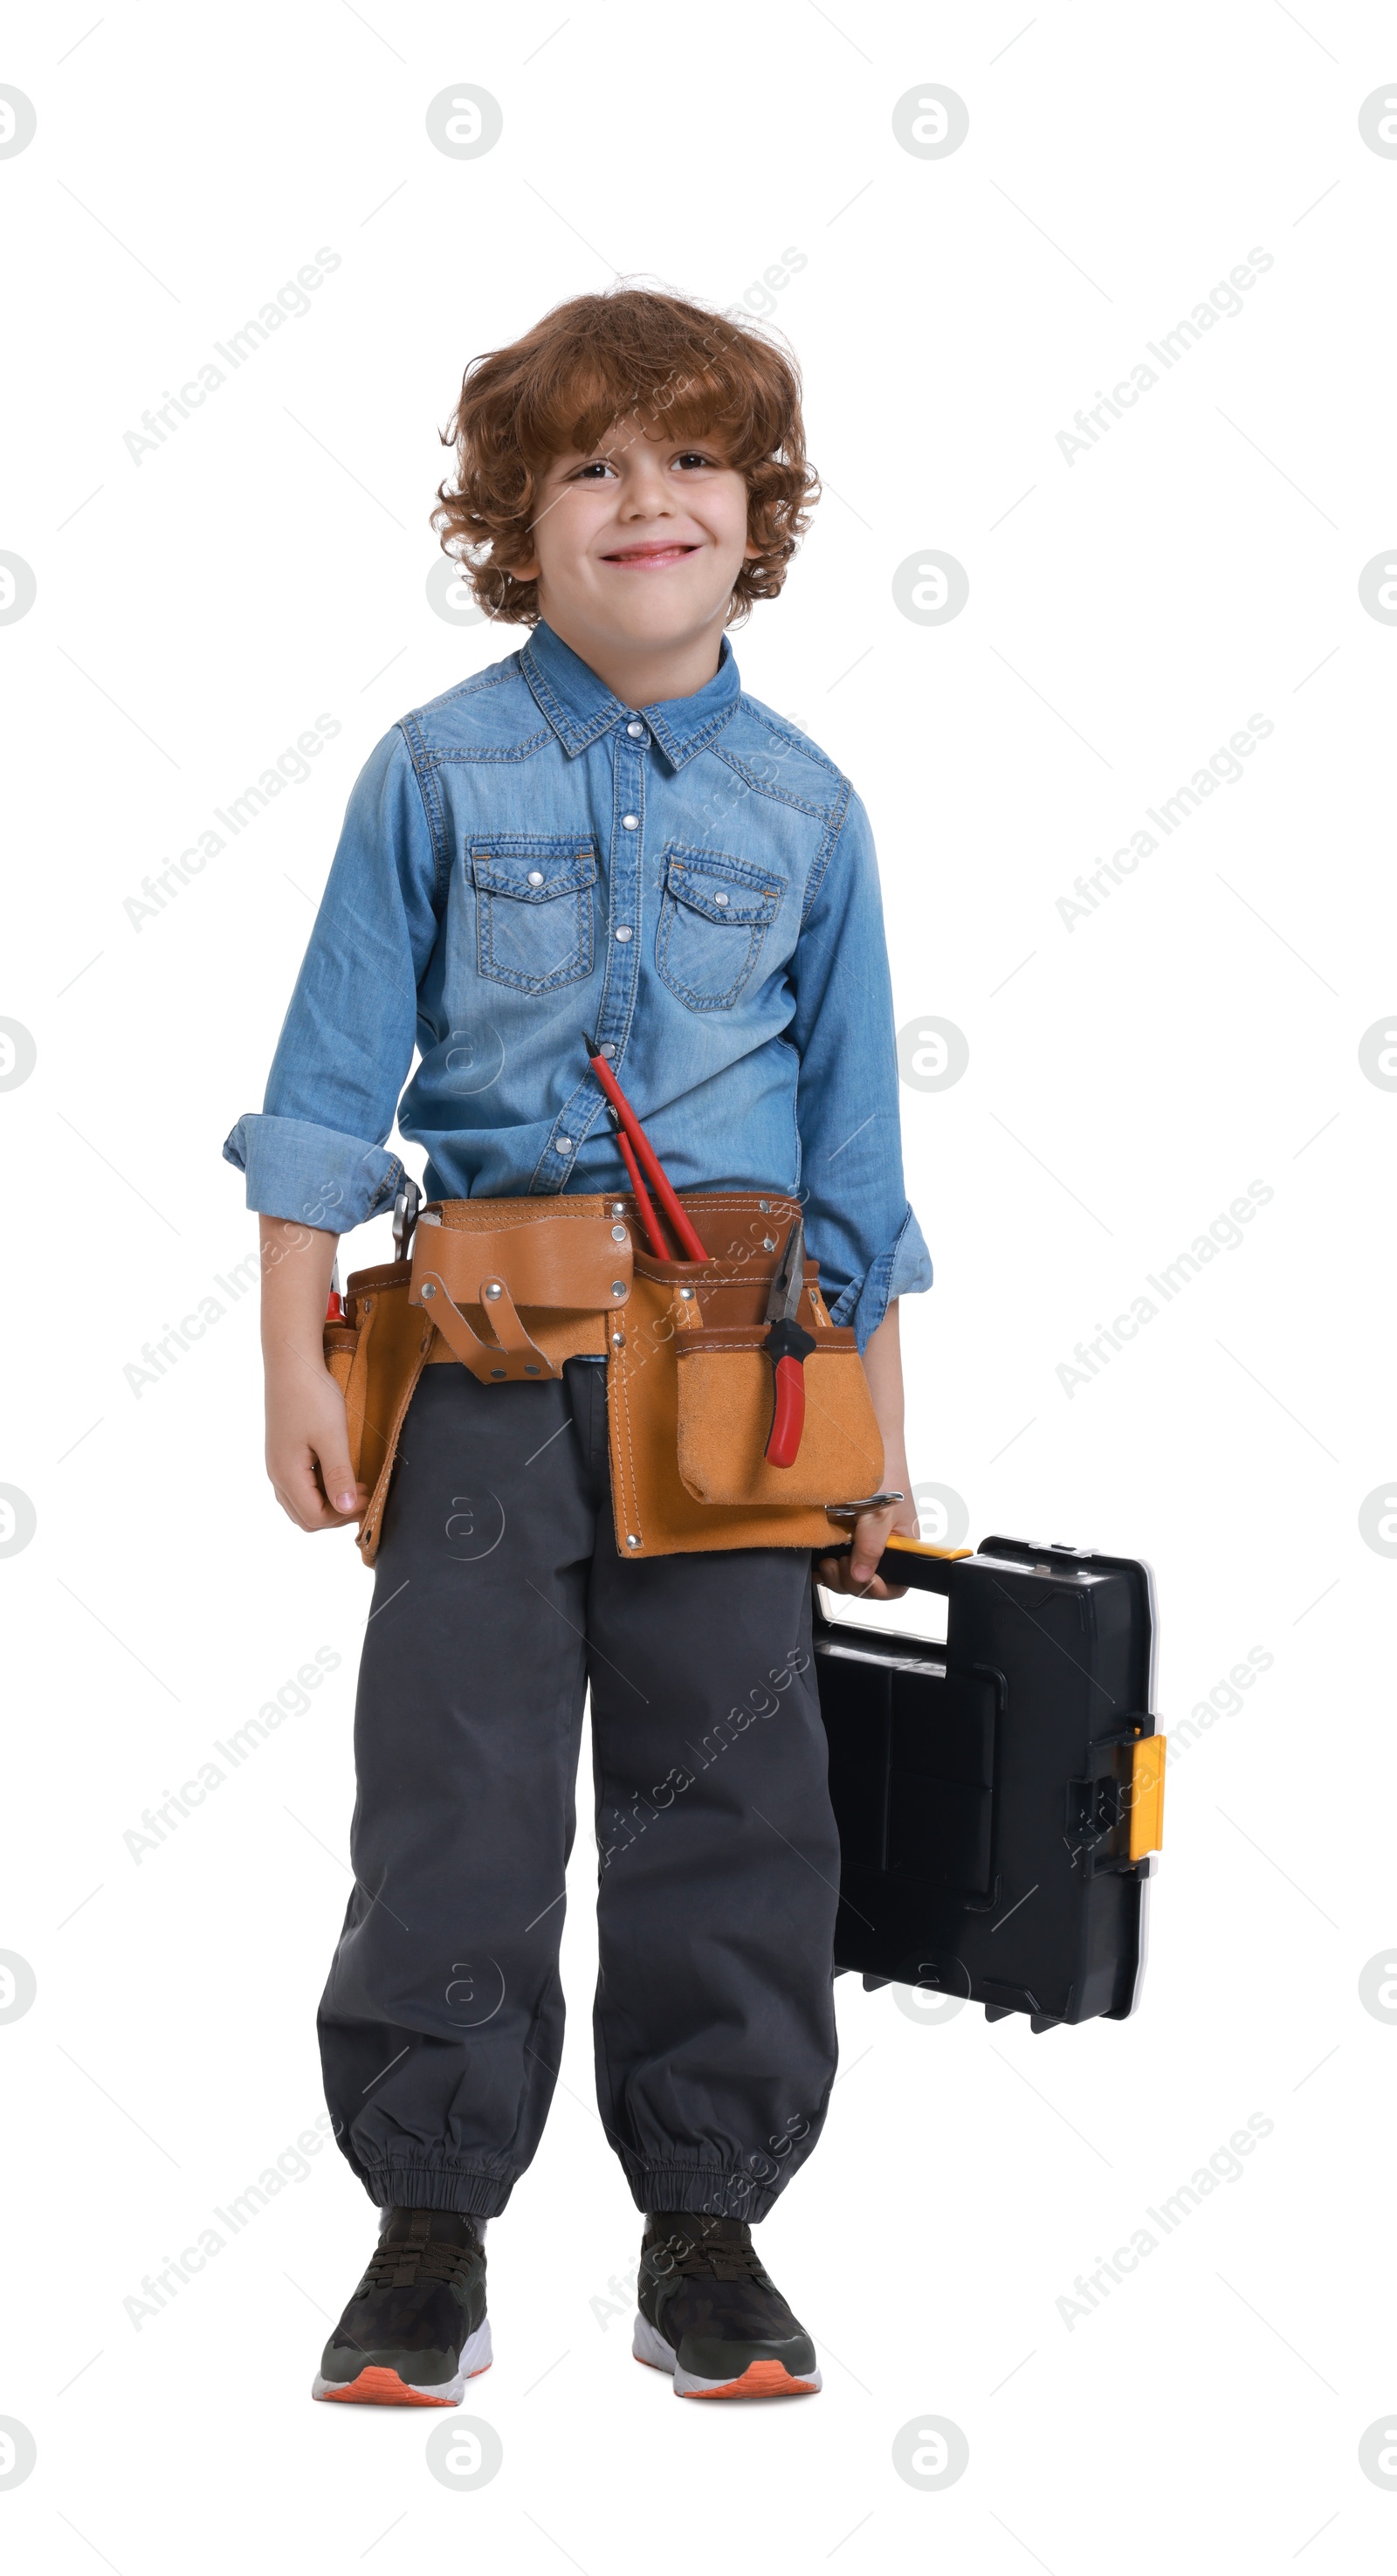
432, 286, 819, 626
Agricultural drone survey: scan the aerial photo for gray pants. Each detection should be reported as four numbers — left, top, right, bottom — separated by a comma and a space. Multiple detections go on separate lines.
318, 1355, 841, 2220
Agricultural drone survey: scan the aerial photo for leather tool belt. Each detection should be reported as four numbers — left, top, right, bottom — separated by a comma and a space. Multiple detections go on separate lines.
323, 1189, 884, 1566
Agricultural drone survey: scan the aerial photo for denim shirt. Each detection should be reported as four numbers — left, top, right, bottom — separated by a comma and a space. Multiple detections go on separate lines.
224, 619, 931, 1351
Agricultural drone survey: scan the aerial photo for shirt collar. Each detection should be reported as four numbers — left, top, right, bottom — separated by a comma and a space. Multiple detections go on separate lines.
520, 618, 741, 770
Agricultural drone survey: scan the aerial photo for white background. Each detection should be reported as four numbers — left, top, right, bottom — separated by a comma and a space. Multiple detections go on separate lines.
3, 1, 1395, 2567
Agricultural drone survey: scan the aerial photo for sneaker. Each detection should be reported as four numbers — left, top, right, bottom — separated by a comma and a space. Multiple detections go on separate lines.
312, 2208, 492, 2406
632, 2212, 822, 2398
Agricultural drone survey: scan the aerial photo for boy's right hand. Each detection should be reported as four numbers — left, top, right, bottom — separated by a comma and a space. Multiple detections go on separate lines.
265, 1357, 368, 1532
258, 1215, 365, 1533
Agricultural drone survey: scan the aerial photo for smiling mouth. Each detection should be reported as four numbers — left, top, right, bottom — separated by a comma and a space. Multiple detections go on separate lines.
601, 541, 700, 567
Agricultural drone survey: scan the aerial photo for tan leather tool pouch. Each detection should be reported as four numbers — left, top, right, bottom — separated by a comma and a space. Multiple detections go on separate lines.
674, 1327, 884, 1507
405, 1202, 632, 1384
603, 1192, 884, 1561
323, 1258, 437, 1567
324, 1195, 628, 1565
324, 1188, 883, 1567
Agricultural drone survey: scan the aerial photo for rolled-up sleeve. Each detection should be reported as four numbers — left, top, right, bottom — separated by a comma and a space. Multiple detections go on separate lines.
222, 727, 444, 1230
786, 789, 932, 1353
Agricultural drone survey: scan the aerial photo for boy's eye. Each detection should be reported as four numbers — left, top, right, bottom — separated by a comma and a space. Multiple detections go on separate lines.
673, 451, 715, 470
573, 459, 616, 481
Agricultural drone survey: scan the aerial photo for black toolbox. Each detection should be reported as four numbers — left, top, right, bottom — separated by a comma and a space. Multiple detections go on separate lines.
814, 1534, 1165, 2030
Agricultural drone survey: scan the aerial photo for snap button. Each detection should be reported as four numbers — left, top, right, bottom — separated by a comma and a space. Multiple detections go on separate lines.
526, 869, 544, 886
421, 1281, 437, 1299
626, 721, 645, 740
611, 1224, 628, 1242
611, 1279, 626, 1297
614, 925, 632, 941
622, 814, 639, 830
713, 891, 728, 906
555, 1137, 572, 1153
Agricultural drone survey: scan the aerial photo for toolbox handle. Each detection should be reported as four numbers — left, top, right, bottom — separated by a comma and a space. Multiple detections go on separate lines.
885, 1533, 974, 1566
879, 1532, 974, 1594
821, 1531, 972, 1593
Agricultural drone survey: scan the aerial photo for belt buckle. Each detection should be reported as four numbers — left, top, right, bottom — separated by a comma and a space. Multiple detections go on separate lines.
393, 1177, 423, 1265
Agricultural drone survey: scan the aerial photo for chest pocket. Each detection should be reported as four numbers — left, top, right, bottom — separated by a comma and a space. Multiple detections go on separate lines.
469, 837, 598, 994
655, 846, 783, 1012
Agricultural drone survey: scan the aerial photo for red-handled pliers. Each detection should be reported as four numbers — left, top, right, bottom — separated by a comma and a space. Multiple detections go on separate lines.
763, 1217, 817, 1468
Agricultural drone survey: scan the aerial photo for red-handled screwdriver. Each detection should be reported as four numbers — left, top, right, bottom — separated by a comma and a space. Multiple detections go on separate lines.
583, 1034, 711, 1264
605, 1103, 667, 1260
763, 1216, 817, 1468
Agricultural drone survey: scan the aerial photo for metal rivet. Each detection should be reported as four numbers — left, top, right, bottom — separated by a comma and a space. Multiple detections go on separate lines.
491, 1367, 506, 1379
362, 1298, 374, 1312
611, 1280, 626, 1297
609, 1202, 626, 1216
763, 1236, 776, 1251
611, 1223, 627, 1242
525, 1365, 540, 1374
626, 1533, 641, 1547
612, 1330, 625, 1347
421, 1281, 436, 1299
527, 869, 544, 886
759, 1200, 770, 1213
679, 1286, 694, 1300
485, 1282, 502, 1299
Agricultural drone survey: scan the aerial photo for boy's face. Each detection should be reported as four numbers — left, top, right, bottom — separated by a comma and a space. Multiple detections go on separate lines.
514, 415, 757, 682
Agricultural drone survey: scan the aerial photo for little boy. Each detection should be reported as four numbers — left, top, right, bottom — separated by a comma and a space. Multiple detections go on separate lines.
225, 286, 931, 2404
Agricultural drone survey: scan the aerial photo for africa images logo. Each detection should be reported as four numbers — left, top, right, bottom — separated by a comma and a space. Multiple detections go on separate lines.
1054, 248, 1274, 465
1054, 716, 1274, 933
120, 250, 342, 465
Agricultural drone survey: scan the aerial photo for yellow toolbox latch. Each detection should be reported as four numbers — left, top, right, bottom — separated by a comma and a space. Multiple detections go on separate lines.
1067, 1721, 1166, 1875
1127, 1729, 1166, 1863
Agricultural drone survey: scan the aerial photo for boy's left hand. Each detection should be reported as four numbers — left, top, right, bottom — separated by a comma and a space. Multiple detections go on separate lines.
812, 1470, 918, 1601
815, 1308, 917, 1598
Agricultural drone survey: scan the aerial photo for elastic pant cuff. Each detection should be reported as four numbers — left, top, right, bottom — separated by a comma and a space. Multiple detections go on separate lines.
360, 2164, 519, 2220
624, 2162, 782, 2223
